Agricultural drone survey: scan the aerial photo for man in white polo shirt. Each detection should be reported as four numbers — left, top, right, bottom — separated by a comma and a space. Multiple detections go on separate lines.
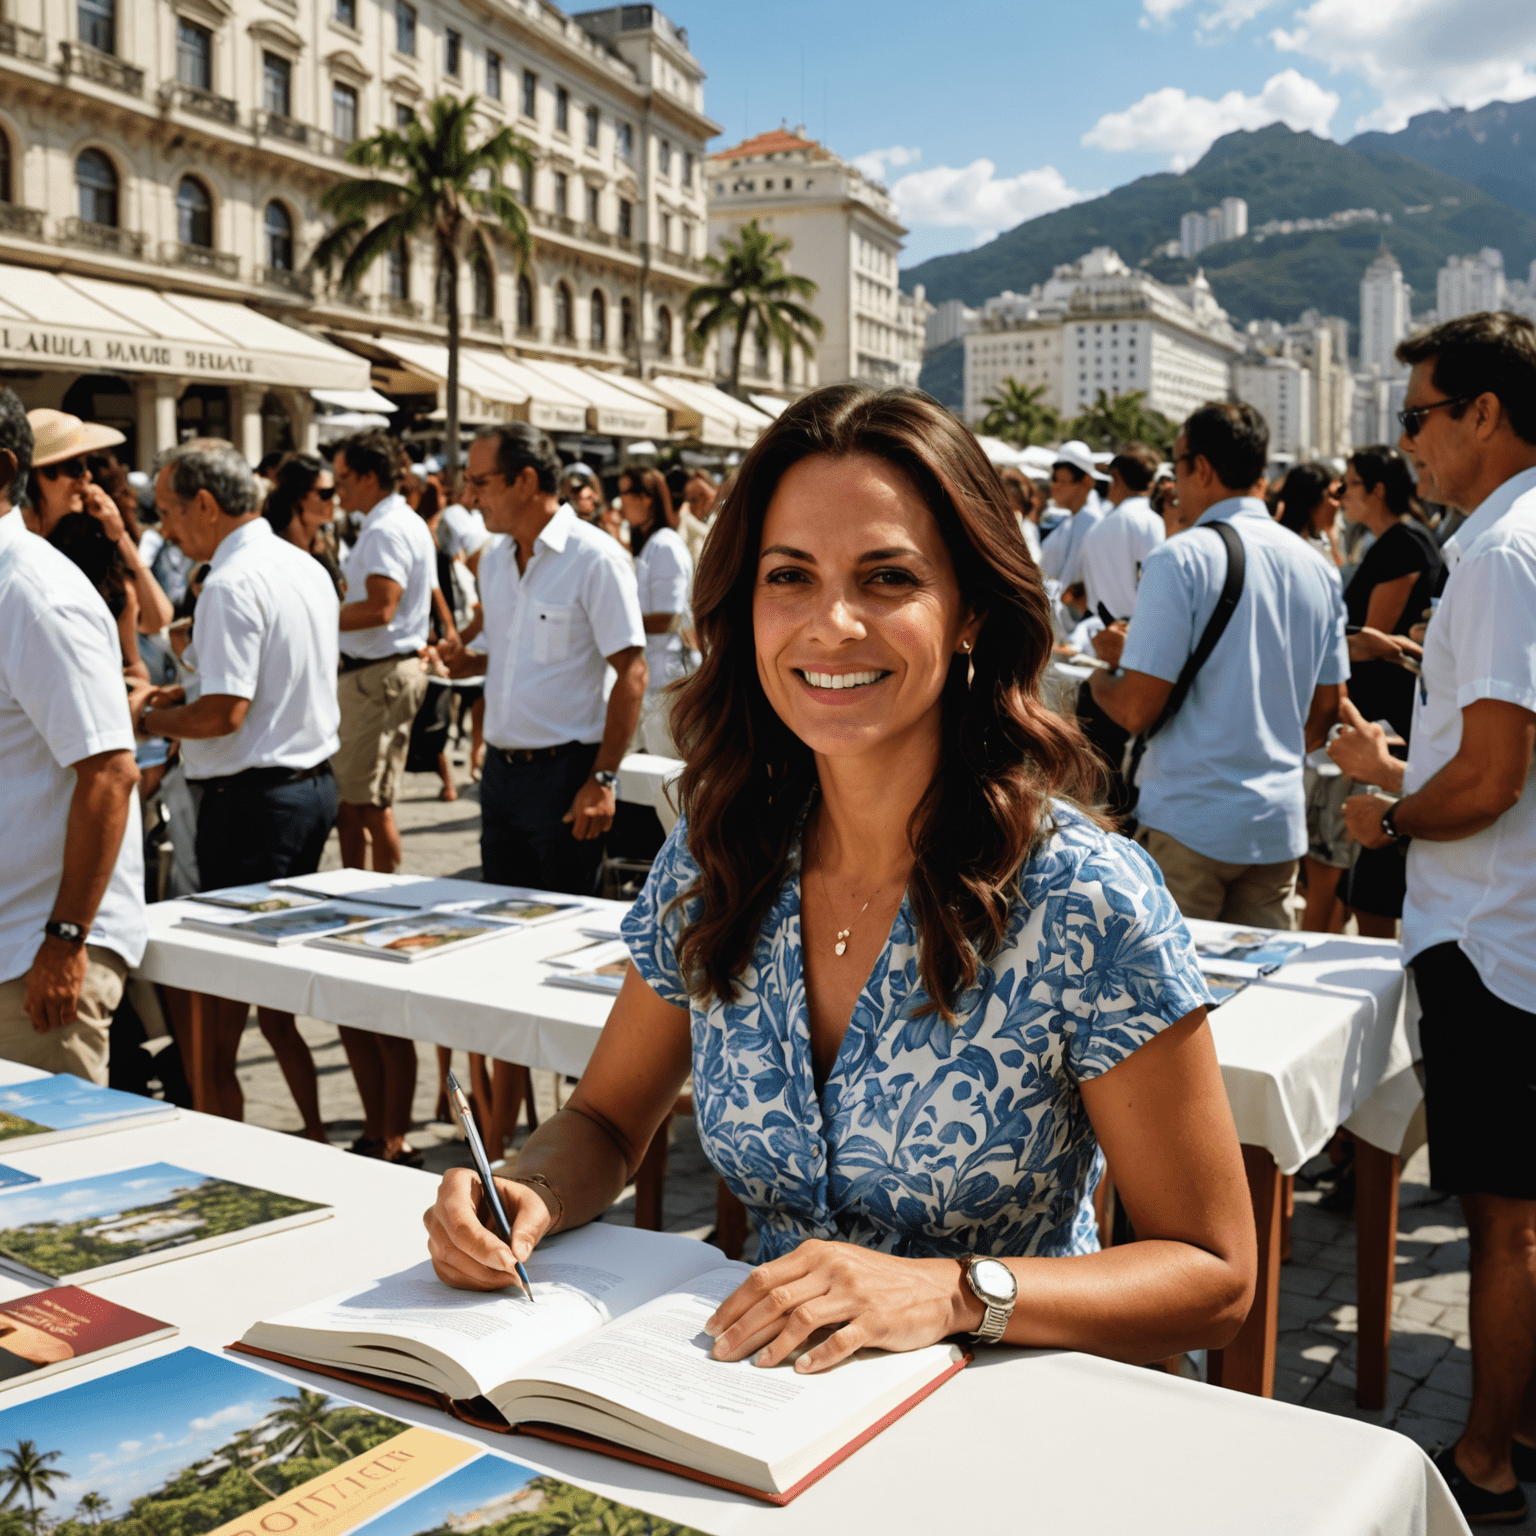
135, 439, 339, 1136
1090, 401, 1348, 927
331, 430, 438, 874
1333, 313, 1536, 1526
1037, 439, 1108, 586
0, 388, 146, 1083
437, 423, 646, 896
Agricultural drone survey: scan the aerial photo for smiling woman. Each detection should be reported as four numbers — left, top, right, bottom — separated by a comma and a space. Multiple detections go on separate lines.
425, 384, 1256, 1376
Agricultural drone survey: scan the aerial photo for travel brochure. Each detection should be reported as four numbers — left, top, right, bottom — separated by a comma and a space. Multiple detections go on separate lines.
541, 940, 631, 996
0, 1287, 176, 1390
185, 883, 326, 914
308, 912, 514, 964
0, 1164, 38, 1188
1183, 920, 1312, 980
0, 1162, 330, 1285
179, 902, 395, 946
0, 1076, 175, 1151
0, 1347, 706, 1536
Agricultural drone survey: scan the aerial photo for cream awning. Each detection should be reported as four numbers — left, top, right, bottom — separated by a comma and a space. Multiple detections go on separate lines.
649, 376, 775, 448
749, 392, 789, 419
519, 360, 670, 440
0, 265, 368, 390
375, 339, 591, 432
312, 386, 398, 413
597, 372, 704, 436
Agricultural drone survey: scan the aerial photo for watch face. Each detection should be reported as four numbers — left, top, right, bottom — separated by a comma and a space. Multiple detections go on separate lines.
970, 1258, 1017, 1305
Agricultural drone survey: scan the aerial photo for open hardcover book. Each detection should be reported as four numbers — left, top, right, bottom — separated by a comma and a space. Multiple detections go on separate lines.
236, 1223, 966, 1504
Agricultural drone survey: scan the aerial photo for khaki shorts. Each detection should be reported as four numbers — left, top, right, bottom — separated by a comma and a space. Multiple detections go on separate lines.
0, 945, 128, 1084
1136, 826, 1298, 931
1304, 765, 1360, 870
333, 655, 430, 808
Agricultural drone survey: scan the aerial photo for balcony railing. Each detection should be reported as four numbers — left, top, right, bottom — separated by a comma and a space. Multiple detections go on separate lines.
255, 265, 313, 299
60, 42, 144, 96
647, 244, 707, 276
60, 217, 146, 257
0, 18, 46, 62
328, 287, 371, 312
469, 315, 502, 337
160, 241, 239, 278
160, 81, 238, 125
254, 110, 309, 145
383, 295, 422, 319
0, 204, 46, 239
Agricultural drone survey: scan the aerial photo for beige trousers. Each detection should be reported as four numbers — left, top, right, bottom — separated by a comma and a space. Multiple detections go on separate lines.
1137, 827, 1298, 931
0, 945, 129, 1084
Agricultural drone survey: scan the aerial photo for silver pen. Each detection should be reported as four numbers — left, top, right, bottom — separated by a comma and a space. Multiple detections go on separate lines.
444, 1071, 535, 1303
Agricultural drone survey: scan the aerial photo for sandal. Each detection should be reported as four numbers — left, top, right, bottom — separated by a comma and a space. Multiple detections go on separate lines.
1432, 1445, 1529, 1525
386, 1144, 426, 1169
347, 1136, 385, 1159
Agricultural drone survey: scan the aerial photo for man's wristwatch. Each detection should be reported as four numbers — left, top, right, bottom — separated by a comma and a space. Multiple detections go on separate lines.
44, 920, 87, 946
960, 1255, 1018, 1345
1380, 800, 1410, 846
592, 770, 619, 791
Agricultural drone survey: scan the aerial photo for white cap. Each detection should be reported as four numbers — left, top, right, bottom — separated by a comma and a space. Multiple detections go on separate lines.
1053, 440, 1110, 482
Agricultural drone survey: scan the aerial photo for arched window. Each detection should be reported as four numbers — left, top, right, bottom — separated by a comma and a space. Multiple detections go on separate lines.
656, 304, 673, 357
264, 201, 293, 271
387, 240, 409, 299
76, 149, 118, 227
589, 288, 606, 349
516, 273, 534, 332
0, 134, 11, 205
620, 295, 633, 348
176, 176, 212, 247
554, 281, 572, 340
471, 247, 494, 319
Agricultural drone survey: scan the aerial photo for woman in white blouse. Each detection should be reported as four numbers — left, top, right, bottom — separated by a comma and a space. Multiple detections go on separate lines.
619, 466, 694, 756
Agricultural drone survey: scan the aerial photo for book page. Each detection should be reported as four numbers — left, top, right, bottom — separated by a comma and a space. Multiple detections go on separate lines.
249, 1224, 724, 1399
505, 1265, 961, 1463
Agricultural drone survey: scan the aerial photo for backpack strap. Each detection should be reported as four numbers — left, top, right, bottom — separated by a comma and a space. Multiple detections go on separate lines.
1125, 519, 1246, 788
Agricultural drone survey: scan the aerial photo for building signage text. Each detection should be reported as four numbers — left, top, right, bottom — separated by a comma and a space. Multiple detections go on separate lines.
0, 325, 259, 378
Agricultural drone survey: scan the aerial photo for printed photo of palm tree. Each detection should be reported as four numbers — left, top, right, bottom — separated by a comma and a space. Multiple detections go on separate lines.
0, 1349, 409, 1536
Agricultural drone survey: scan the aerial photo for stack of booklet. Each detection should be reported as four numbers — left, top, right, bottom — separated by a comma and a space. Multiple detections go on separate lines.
0, 1076, 176, 1149
177, 880, 592, 962
1183, 920, 1313, 1009
237, 1221, 967, 1503
0, 1347, 704, 1536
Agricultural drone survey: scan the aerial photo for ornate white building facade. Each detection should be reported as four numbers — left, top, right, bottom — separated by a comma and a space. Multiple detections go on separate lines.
0, 0, 718, 467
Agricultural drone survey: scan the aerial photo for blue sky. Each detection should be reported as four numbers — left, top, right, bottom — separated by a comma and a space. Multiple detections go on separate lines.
356, 1456, 538, 1536
0, 1163, 208, 1229
674, 0, 1536, 264
0, 1349, 355, 1520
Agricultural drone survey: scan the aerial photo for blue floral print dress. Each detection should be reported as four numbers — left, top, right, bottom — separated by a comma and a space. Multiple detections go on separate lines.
622, 801, 1213, 1264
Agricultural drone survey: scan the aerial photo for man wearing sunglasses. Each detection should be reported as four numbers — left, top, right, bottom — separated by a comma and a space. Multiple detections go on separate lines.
1333, 311, 1536, 1525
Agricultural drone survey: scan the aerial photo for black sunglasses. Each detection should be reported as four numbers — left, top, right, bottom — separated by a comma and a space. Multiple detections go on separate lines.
39, 457, 87, 481
315, 483, 337, 501
1397, 395, 1474, 439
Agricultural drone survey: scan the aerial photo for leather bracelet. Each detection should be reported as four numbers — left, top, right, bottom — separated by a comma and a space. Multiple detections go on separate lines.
509, 1174, 565, 1232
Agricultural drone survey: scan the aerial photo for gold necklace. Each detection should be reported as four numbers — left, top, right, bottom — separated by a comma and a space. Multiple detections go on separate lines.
813, 820, 876, 958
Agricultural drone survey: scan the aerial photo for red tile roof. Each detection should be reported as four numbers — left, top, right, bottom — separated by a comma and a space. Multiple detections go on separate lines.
708, 127, 826, 163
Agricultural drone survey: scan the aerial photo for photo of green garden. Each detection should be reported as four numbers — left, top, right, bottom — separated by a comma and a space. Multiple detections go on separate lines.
0, 1165, 325, 1280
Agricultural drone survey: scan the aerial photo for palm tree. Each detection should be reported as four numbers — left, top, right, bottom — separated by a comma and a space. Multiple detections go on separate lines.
310, 94, 532, 479
975, 377, 1059, 447
74, 1492, 108, 1527
224, 1429, 277, 1500
268, 1391, 345, 1460
685, 219, 822, 398
0, 1441, 68, 1536
1064, 388, 1177, 456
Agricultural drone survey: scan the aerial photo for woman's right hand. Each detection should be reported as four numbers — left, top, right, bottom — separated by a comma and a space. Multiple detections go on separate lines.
423, 1167, 554, 1291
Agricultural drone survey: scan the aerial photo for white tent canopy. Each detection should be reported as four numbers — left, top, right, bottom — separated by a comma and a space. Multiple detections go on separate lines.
517, 359, 669, 439
312, 387, 397, 413
0, 265, 368, 390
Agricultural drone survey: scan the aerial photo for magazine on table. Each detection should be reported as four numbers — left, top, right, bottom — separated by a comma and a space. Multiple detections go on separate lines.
1202, 973, 1250, 1009
0, 1076, 175, 1151
541, 940, 631, 995
305, 912, 513, 963
460, 894, 591, 927
184, 883, 326, 915
1183, 919, 1311, 980
178, 901, 394, 946
337, 877, 531, 911
0, 1348, 704, 1536
271, 869, 431, 900
0, 1162, 330, 1285
0, 1287, 176, 1390
238, 1222, 967, 1503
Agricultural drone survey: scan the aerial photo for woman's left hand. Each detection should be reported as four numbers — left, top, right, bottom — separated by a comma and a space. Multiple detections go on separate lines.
82, 483, 127, 545
704, 1240, 979, 1374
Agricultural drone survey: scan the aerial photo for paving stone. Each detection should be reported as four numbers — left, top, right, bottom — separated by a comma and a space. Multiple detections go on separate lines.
1395, 1294, 1450, 1327
1415, 1271, 1471, 1305
1277, 1263, 1337, 1298
1402, 1384, 1472, 1423
1278, 1292, 1338, 1331
1391, 1411, 1467, 1454
1423, 1355, 1473, 1401
1311, 1243, 1359, 1274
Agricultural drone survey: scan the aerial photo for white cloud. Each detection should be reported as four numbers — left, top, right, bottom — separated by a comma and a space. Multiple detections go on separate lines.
887, 160, 1098, 233
1271, 0, 1536, 131
1198, 0, 1275, 30
1082, 69, 1339, 169
189, 1403, 256, 1435
852, 145, 921, 184
1139, 0, 1194, 24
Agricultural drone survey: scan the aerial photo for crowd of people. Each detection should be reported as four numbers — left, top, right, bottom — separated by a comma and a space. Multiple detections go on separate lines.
1, 309, 1533, 1525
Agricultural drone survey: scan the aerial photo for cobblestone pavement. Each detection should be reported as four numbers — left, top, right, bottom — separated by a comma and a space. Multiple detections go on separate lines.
226, 749, 1507, 1513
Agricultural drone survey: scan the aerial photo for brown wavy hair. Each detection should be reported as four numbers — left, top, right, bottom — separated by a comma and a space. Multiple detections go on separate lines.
669, 384, 1104, 1019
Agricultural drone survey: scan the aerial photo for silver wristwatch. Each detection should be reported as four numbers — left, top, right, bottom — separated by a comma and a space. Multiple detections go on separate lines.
961, 1255, 1018, 1344
592, 770, 619, 790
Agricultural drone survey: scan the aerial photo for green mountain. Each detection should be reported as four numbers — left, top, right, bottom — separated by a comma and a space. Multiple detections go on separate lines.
1351, 99, 1536, 223
902, 124, 1536, 333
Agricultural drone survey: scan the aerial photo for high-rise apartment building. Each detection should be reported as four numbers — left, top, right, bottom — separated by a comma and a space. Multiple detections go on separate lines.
1437, 248, 1507, 320
1179, 197, 1247, 259
1359, 248, 1411, 376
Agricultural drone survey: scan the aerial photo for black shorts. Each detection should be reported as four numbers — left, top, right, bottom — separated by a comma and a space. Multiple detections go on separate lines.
1340, 841, 1407, 919
1413, 941, 1536, 1199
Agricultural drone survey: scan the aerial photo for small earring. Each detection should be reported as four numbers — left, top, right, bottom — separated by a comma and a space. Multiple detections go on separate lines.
961, 640, 973, 653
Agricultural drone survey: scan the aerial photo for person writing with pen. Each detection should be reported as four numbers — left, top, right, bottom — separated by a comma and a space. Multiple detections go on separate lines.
426, 385, 1255, 1373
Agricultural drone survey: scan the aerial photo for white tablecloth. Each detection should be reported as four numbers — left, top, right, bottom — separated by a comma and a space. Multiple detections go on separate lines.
617, 751, 683, 832
0, 1080, 1465, 1536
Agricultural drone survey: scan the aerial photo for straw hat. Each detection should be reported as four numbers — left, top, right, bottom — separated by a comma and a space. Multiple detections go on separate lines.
27, 409, 126, 468
1052, 439, 1110, 482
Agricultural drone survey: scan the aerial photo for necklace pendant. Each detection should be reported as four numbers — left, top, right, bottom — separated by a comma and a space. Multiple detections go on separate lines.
834, 928, 850, 957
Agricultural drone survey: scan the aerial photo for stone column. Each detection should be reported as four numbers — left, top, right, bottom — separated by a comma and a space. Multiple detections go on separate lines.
134, 376, 184, 471
230, 383, 264, 466
274, 388, 317, 455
